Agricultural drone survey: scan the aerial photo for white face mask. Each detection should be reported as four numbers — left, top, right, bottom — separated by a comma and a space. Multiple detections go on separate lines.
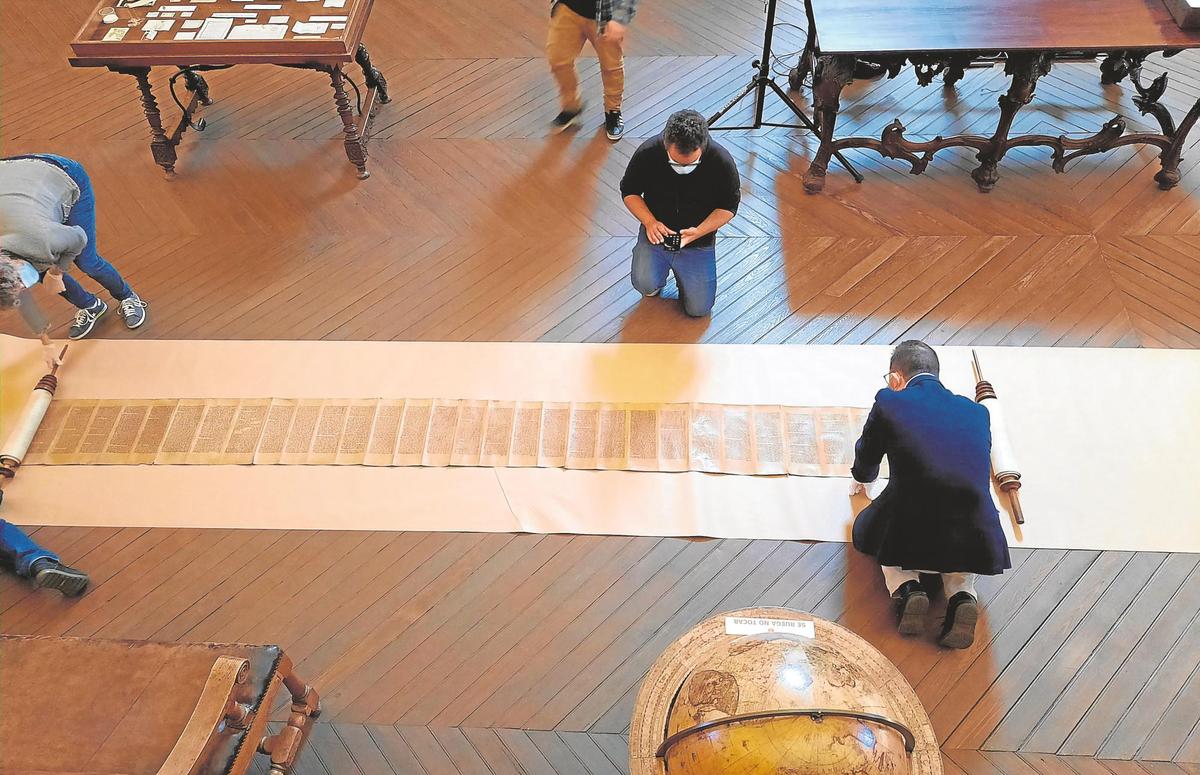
668, 153, 701, 175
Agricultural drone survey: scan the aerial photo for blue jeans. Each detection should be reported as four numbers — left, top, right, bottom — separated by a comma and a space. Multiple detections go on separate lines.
630, 227, 717, 317
5, 154, 132, 310
0, 519, 57, 577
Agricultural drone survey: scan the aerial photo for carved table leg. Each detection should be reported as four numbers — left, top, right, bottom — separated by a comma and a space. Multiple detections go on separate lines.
327, 65, 370, 180
944, 54, 973, 88
356, 43, 390, 104
971, 52, 1052, 192
803, 54, 856, 193
126, 67, 177, 176
181, 68, 214, 106
1100, 50, 1131, 85
1155, 96, 1200, 189
258, 669, 321, 774
911, 56, 946, 87
1128, 56, 1175, 137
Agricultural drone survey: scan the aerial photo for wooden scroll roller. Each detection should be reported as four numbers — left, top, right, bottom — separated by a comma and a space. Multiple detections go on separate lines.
972, 350, 1024, 524
0, 345, 68, 498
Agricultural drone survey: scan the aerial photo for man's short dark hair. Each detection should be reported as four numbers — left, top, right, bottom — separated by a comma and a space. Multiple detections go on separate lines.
664, 110, 709, 154
889, 339, 940, 378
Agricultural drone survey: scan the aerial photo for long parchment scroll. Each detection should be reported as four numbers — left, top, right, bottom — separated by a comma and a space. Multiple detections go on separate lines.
23, 398, 885, 477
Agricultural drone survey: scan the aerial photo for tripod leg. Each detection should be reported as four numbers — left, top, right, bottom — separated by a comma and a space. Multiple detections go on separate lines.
766, 79, 862, 182
803, 55, 856, 193
708, 79, 760, 127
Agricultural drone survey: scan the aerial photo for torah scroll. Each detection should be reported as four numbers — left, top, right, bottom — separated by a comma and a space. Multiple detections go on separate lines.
0, 362, 63, 490
973, 351, 1024, 524
20, 397, 887, 479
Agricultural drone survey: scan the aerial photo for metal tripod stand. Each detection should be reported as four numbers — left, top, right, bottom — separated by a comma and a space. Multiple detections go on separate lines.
707, 0, 862, 182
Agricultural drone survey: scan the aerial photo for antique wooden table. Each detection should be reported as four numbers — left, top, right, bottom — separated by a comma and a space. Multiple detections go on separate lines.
69, 0, 389, 179
0, 635, 320, 774
798, 0, 1200, 193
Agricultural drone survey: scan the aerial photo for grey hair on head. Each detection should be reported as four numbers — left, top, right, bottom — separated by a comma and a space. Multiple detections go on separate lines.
0, 252, 27, 309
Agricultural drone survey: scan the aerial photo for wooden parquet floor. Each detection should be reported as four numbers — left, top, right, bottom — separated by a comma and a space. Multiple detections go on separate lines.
3, 0, 1199, 345
4, 529, 1200, 774
3, 1, 1200, 773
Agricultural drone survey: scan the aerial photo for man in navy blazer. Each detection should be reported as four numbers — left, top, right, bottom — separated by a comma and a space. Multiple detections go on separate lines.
850, 340, 1010, 648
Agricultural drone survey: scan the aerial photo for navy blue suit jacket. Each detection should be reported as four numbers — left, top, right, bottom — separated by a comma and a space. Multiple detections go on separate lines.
851, 374, 1011, 575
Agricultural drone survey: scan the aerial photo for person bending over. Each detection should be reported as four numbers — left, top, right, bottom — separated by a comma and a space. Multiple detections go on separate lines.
620, 110, 740, 318
0, 154, 147, 346
850, 340, 1010, 648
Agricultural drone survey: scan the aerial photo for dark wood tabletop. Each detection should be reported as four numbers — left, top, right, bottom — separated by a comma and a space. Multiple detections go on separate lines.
69, 0, 373, 67
809, 0, 1200, 55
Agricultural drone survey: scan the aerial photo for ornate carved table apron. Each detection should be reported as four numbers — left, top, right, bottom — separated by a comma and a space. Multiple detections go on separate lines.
799, 0, 1200, 193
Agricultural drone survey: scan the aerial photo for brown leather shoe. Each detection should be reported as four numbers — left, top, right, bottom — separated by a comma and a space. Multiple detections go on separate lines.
939, 591, 979, 649
894, 580, 929, 636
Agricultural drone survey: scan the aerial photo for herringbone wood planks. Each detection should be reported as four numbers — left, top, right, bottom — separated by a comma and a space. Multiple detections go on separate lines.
2, 0, 1198, 344
3, 0, 1200, 772
4, 530, 1200, 772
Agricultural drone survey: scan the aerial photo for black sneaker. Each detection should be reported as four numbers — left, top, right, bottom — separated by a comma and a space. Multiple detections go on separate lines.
31, 559, 90, 597
552, 105, 584, 133
68, 298, 107, 340
939, 591, 979, 649
118, 291, 148, 329
893, 580, 929, 636
605, 110, 625, 141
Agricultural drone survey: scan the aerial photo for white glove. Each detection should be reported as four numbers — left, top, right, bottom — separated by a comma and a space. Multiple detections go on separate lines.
849, 479, 879, 497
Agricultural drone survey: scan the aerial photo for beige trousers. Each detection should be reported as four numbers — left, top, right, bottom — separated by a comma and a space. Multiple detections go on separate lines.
546, 4, 625, 112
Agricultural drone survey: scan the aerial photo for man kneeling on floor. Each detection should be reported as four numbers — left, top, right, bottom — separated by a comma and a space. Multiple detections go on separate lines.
849, 340, 1011, 649
620, 110, 740, 317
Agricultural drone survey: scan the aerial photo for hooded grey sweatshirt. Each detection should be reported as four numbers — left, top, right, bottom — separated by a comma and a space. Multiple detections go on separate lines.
0, 158, 89, 332
0, 158, 87, 273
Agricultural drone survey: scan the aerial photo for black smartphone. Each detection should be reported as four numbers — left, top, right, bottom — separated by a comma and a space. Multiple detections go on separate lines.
663, 233, 682, 252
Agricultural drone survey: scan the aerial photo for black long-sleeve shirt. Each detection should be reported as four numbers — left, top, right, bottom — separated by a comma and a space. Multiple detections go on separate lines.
619, 135, 740, 249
